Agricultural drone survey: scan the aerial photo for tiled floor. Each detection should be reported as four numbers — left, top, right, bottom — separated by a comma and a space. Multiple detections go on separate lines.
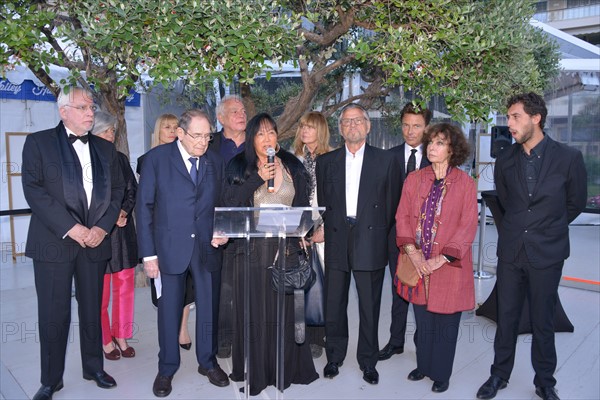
1, 222, 599, 400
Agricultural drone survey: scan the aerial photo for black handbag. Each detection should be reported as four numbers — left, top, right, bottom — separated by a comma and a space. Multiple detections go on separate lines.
269, 244, 316, 294
305, 245, 325, 326
269, 243, 316, 344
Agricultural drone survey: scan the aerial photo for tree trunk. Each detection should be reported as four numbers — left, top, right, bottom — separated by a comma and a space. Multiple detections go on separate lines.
96, 84, 130, 159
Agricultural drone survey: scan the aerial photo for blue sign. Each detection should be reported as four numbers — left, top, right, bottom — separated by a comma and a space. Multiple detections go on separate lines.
0, 79, 141, 106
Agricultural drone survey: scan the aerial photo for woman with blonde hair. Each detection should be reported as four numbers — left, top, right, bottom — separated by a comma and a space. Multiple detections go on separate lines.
151, 113, 178, 148
292, 111, 333, 358
137, 113, 179, 175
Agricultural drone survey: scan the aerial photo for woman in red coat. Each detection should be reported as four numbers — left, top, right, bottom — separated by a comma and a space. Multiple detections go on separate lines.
395, 122, 478, 393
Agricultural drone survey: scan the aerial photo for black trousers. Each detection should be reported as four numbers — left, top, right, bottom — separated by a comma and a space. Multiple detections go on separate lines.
324, 223, 385, 369
217, 242, 236, 350
34, 251, 106, 386
492, 248, 563, 388
413, 305, 461, 382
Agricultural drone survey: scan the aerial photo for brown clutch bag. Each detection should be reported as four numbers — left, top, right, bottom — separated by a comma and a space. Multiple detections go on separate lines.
396, 252, 420, 287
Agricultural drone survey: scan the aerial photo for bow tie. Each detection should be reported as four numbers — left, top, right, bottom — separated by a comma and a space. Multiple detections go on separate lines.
68, 134, 89, 144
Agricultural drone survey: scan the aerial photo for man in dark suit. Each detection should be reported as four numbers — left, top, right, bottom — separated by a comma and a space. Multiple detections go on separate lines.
379, 103, 432, 361
476, 93, 587, 400
137, 109, 229, 397
316, 103, 401, 385
22, 87, 125, 400
211, 95, 247, 358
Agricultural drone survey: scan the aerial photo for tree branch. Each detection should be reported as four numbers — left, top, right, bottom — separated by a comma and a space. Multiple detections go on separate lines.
297, 6, 355, 48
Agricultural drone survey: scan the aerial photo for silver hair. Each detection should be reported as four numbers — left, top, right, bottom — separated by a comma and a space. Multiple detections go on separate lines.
56, 87, 94, 108
216, 94, 244, 117
92, 110, 117, 135
338, 103, 370, 130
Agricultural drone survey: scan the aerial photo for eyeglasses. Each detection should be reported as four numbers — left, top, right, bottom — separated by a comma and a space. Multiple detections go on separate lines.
64, 104, 98, 113
184, 130, 213, 142
340, 117, 366, 127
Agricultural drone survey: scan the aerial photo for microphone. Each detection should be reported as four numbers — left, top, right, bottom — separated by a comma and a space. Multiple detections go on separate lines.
267, 147, 275, 193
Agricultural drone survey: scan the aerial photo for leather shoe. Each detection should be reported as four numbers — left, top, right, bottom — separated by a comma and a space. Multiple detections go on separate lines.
152, 374, 173, 397
113, 337, 135, 357
432, 380, 449, 393
536, 386, 560, 400
198, 365, 229, 387
323, 361, 342, 379
378, 342, 404, 361
82, 371, 116, 389
361, 366, 379, 385
32, 380, 63, 400
407, 368, 425, 381
103, 347, 121, 360
477, 375, 508, 399
179, 342, 192, 351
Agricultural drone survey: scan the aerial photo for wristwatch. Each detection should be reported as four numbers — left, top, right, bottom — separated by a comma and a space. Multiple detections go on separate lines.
404, 244, 417, 254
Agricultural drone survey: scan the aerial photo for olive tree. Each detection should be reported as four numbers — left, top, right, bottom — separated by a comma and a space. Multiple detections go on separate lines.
1, 0, 296, 153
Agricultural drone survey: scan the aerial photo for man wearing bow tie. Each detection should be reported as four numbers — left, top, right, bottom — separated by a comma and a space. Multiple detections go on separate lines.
137, 109, 229, 397
22, 87, 125, 400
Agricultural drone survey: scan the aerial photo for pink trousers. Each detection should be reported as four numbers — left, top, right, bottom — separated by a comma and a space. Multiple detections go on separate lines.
101, 268, 135, 345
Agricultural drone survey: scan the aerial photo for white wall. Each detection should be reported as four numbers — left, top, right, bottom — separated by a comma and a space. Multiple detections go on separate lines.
0, 97, 145, 251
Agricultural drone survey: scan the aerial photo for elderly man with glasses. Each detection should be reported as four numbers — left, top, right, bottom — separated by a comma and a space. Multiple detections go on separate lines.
137, 109, 229, 397
22, 86, 125, 400
315, 103, 401, 385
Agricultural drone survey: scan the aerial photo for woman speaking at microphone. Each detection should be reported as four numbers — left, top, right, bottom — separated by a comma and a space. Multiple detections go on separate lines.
221, 113, 318, 396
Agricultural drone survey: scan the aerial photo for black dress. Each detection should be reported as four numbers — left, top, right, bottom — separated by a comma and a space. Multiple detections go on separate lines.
223, 150, 319, 395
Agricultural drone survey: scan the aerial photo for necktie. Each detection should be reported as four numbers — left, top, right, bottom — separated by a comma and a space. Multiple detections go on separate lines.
406, 148, 417, 173
68, 134, 89, 144
189, 157, 198, 184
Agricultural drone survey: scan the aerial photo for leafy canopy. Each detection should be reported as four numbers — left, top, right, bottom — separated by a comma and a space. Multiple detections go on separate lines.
1, 0, 297, 98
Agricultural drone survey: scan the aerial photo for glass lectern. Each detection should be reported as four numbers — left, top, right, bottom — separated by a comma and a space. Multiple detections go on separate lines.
213, 206, 324, 399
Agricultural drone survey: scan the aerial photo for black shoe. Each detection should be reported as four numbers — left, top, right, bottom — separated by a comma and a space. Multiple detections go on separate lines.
378, 342, 404, 361
323, 361, 343, 379
179, 342, 192, 351
361, 366, 379, 385
32, 380, 64, 400
432, 381, 449, 393
198, 365, 230, 387
536, 386, 560, 400
477, 375, 508, 399
82, 371, 117, 389
407, 368, 425, 381
152, 374, 173, 397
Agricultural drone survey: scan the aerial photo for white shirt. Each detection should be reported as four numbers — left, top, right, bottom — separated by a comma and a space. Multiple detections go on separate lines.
404, 143, 424, 173
345, 143, 365, 218
66, 127, 92, 208
177, 140, 198, 174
